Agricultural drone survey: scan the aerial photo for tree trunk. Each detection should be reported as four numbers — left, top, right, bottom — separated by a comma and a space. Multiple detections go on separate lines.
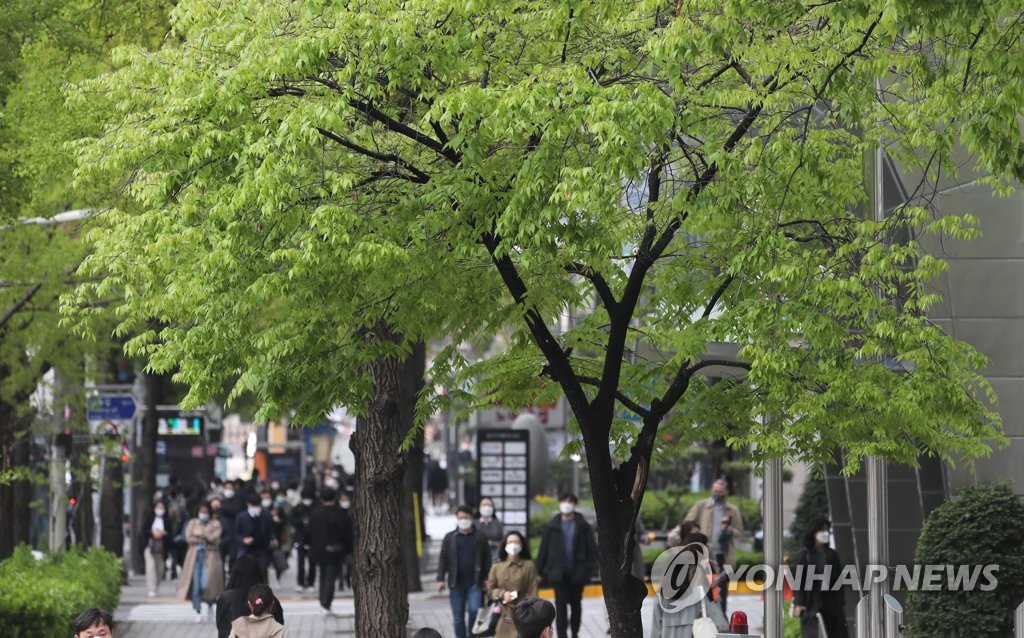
70, 435, 94, 547
11, 410, 32, 550
400, 341, 426, 593
101, 455, 124, 557
0, 397, 17, 559
583, 419, 648, 638
132, 371, 161, 570
351, 324, 409, 638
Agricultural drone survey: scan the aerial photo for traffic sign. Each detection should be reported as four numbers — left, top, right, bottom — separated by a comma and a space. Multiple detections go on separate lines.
86, 395, 137, 420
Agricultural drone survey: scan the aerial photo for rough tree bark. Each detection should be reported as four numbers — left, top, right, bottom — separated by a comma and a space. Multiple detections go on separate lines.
351, 323, 409, 637
0, 397, 34, 559
100, 454, 124, 557
132, 371, 162, 570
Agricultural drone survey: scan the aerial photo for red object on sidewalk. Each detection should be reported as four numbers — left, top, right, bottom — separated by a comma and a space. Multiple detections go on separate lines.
729, 611, 749, 634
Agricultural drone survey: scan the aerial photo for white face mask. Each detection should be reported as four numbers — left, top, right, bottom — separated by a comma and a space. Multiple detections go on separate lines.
261, 498, 273, 509
505, 543, 522, 556
248, 506, 262, 517
456, 518, 473, 531
301, 499, 313, 506
559, 503, 575, 515
815, 531, 831, 545
223, 489, 235, 499
480, 506, 494, 517
154, 508, 165, 517
198, 513, 210, 523
339, 500, 351, 510
271, 483, 281, 491
325, 479, 340, 489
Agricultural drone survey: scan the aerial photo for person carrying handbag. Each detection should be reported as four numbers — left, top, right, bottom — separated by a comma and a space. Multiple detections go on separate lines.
651, 533, 729, 638
479, 531, 538, 638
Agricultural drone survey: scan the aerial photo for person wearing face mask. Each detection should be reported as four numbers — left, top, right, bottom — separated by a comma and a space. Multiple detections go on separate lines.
683, 479, 743, 612
142, 500, 170, 597
476, 497, 504, 562
536, 494, 596, 638
290, 488, 318, 593
336, 492, 355, 591
178, 502, 225, 622
792, 518, 849, 638
307, 488, 354, 614
437, 505, 492, 638
485, 531, 538, 638
219, 481, 245, 572
235, 492, 274, 578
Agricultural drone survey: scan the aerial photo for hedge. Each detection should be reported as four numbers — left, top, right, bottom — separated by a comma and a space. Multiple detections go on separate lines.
640, 488, 762, 532
0, 546, 122, 638
905, 483, 1024, 637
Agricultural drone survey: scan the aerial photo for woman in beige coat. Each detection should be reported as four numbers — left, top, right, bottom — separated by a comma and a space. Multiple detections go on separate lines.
178, 501, 225, 622
486, 531, 539, 638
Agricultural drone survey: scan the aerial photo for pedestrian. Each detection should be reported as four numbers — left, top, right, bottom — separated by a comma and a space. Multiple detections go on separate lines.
167, 485, 190, 580
485, 530, 539, 638
141, 499, 169, 597
219, 480, 245, 571
411, 630, 444, 638
336, 489, 355, 591
216, 555, 285, 638
235, 492, 274, 577
269, 501, 289, 587
72, 608, 114, 638
178, 501, 225, 622
290, 487, 317, 592
227, 584, 288, 638
650, 533, 729, 638
666, 520, 700, 548
308, 487, 354, 614
683, 479, 743, 612
436, 504, 492, 638
476, 497, 504, 562
792, 517, 850, 638
512, 596, 556, 638
631, 517, 652, 581
536, 494, 597, 638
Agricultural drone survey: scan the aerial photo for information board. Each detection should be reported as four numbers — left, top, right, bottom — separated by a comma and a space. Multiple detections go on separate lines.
477, 429, 530, 534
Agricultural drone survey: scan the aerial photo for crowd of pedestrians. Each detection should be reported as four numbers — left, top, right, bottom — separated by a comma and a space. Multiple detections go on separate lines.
138, 464, 355, 626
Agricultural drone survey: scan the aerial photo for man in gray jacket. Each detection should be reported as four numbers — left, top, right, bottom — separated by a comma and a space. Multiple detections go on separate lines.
436, 505, 492, 638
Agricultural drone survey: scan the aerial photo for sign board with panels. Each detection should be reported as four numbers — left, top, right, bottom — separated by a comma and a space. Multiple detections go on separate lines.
477, 429, 530, 534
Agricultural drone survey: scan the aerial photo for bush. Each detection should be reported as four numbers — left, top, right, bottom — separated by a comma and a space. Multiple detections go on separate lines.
0, 546, 122, 638
905, 483, 1024, 637
785, 473, 828, 559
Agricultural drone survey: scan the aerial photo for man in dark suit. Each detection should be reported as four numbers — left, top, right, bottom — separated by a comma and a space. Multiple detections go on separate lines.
308, 487, 354, 614
234, 492, 274, 577
536, 494, 597, 638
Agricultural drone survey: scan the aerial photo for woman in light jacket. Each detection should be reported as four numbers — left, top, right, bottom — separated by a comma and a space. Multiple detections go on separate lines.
178, 501, 225, 621
486, 531, 539, 638
651, 533, 728, 638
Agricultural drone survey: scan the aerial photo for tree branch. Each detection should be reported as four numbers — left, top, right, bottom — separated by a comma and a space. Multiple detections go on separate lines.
350, 98, 461, 164
565, 263, 617, 311
0, 283, 43, 331
578, 376, 651, 421
315, 127, 430, 184
701, 275, 734, 320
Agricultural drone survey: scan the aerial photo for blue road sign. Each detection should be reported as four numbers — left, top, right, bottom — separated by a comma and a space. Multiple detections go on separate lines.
86, 395, 137, 421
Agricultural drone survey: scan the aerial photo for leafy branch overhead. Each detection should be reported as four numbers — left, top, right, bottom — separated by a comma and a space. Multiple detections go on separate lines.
70, 0, 1024, 477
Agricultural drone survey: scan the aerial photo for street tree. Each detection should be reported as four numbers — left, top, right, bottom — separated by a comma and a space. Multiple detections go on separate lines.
71, 1, 1024, 635
0, 0, 170, 557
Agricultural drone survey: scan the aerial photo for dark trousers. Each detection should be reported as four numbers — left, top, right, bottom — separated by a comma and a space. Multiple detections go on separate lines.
296, 545, 315, 588
553, 572, 584, 638
716, 553, 729, 613
319, 554, 343, 611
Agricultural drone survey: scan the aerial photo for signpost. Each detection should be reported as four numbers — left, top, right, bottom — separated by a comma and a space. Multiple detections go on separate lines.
477, 429, 531, 535
86, 395, 137, 422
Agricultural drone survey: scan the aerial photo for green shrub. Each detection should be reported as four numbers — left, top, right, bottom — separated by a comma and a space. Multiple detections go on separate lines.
905, 483, 1024, 637
785, 473, 828, 559
0, 545, 122, 638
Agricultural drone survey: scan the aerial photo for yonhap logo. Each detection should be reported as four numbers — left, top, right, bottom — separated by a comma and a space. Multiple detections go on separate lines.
650, 542, 713, 613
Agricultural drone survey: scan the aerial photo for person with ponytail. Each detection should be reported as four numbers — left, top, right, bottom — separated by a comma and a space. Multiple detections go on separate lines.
227, 584, 288, 638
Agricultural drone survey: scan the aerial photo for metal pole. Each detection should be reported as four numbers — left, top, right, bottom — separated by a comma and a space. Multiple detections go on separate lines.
1014, 600, 1024, 637
866, 456, 888, 638
764, 456, 784, 638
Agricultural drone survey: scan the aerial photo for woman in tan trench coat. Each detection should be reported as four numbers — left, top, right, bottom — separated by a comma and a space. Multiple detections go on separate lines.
178, 501, 225, 622
486, 530, 539, 638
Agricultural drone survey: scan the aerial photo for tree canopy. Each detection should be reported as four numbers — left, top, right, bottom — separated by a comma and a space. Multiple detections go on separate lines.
68, 2, 1024, 633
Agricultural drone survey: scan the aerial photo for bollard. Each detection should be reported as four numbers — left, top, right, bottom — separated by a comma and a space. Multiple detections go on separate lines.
856, 595, 869, 638
1015, 600, 1024, 638
883, 594, 903, 636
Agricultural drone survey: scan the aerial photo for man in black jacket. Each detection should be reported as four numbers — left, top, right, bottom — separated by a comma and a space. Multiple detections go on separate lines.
308, 487, 354, 614
436, 505, 492, 638
234, 492, 275, 577
536, 494, 597, 638
291, 487, 318, 592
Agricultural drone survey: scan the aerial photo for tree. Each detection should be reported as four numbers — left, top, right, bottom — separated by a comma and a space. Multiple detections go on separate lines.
71, 1, 1024, 635
0, 0, 170, 557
